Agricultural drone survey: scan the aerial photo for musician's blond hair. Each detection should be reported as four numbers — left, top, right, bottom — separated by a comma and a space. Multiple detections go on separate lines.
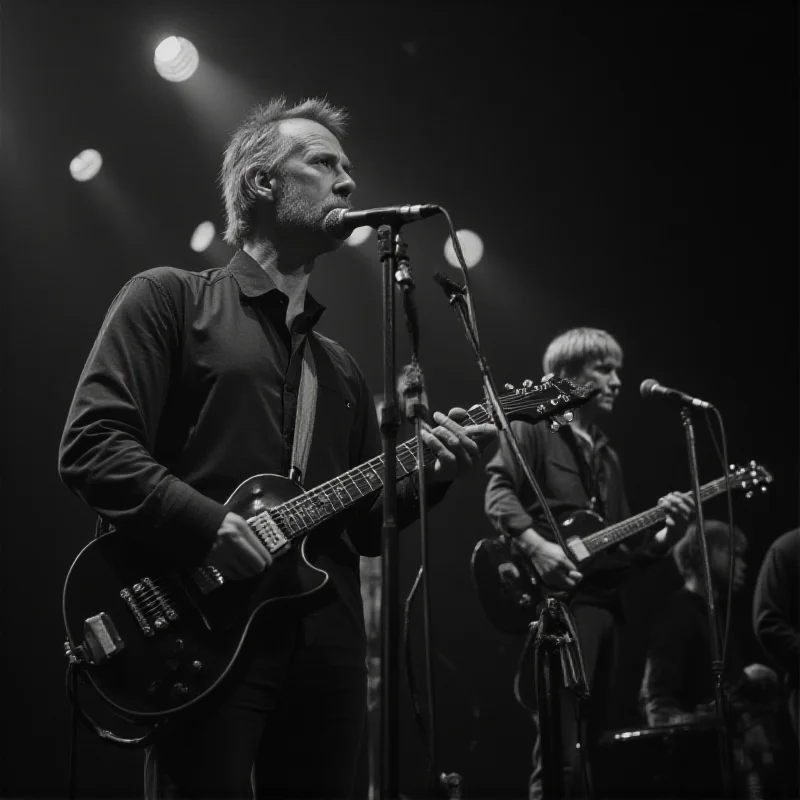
220, 96, 349, 248
542, 327, 623, 379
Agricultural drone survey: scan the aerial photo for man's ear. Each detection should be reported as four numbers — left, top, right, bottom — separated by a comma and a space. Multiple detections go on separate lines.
246, 166, 276, 202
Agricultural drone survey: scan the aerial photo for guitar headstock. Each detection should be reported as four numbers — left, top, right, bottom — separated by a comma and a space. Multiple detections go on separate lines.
498, 376, 597, 428
729, 461, 774, 498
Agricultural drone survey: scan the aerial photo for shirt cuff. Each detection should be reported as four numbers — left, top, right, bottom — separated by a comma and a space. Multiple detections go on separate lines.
155, 478, 227, 566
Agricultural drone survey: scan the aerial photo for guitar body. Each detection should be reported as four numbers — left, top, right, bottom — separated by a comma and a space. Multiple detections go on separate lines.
63, 474, 328, 722
470, 509, 608, 635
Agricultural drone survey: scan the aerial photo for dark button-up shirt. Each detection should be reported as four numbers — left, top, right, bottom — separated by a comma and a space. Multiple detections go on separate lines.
484, 419, 659, 607
59, 251, 436, 659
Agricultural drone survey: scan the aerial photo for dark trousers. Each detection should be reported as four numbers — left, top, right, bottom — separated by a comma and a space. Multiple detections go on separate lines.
144, 619, 367, 799
529, 604, 622, 800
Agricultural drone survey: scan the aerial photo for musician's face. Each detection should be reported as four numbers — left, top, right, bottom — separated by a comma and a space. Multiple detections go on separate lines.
271, 119, 356, 248
573, 355, 622, 414
710, 539, 747, 593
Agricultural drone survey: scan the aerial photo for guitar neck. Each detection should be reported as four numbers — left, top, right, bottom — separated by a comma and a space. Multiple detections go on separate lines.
261, 405, 494, 542
580, 475, 730, 555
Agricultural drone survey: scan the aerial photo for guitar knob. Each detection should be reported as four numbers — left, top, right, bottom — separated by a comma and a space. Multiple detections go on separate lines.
190, 660, 204, 673
540, 373, 554, 383
745, 491, 754, 499
761, 486, 767, 493
549, 420, 561, 432
504, 383, 515, 391
172, 638, 185, 653
170, 682, 189, 698
562, 411, 574, 422
522, 379, 533, 388
147, 681, 164, 696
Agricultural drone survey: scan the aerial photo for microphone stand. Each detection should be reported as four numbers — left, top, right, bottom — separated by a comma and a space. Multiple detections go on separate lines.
377, 224, 401, 799
680, 406, 733, 797
433, 273, 588, 798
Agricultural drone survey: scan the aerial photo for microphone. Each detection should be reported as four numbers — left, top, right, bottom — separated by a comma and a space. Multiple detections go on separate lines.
432, 271, 467, 298
640, 379, 714, 410
323, 204, 441, 238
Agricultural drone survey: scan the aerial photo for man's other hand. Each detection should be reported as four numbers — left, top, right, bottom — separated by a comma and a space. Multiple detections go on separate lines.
422, 407, 497, 484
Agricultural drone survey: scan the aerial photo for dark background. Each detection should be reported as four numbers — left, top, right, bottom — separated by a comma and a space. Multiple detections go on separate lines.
1, 1, 797, 797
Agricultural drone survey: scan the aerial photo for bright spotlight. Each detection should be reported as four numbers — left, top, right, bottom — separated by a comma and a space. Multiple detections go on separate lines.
154, 36, 199, 82
190, 221, 216, 252
444, 229, 484, 268
345, 226, 373, 247
69, 149, 103, 182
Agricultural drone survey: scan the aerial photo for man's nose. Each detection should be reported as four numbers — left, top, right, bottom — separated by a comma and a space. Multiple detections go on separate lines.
334, 171, 356, 198
609, 370, 622, 388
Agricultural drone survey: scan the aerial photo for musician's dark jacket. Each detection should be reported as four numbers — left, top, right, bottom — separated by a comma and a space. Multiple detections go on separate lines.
58, 251, 445, 664
639, 587, 746, 724
753, 528, 800, 731
484, 418, 662, 609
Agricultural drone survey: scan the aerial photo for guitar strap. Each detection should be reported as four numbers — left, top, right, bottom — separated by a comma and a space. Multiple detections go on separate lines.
289, 333, 318, 488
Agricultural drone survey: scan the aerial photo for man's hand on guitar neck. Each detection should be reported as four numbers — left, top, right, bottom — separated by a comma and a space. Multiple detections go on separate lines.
653, 491, 695, 551
517, 528, 583, 590
204, 512, 273, 580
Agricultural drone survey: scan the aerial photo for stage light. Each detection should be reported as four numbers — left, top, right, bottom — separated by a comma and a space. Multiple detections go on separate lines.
444, 229, 484, 268
154, 36, 199, 82
345, 226, 372, 247
69, 149, 103, 182
190, 221, 216, 252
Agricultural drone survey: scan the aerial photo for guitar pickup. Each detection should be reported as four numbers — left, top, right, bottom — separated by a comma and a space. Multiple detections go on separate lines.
83, 613, 124, 664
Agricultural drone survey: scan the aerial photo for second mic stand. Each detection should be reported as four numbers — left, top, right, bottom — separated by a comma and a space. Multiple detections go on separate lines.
680, 406, 733, 797
434, 274, 589, 798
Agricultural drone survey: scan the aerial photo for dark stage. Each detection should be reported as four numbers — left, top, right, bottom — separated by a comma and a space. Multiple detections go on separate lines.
1, 1, 797, 798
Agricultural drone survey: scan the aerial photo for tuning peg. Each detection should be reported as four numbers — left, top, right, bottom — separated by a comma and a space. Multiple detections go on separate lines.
549, 420, 561, 433
522, 379, 533, 388
562, 411, 574, 423
504, 383, 515, 391
745, 491, 754, 499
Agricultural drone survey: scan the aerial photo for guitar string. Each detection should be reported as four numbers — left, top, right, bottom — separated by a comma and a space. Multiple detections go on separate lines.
261, 392, 577, 539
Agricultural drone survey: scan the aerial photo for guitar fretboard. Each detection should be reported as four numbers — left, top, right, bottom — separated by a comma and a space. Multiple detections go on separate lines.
580, 475, 733, 555
254, 405, 488, 540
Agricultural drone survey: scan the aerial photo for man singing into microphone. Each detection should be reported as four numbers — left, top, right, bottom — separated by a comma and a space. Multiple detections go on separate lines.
484, 327, 694, 800
58, 97, 496, 798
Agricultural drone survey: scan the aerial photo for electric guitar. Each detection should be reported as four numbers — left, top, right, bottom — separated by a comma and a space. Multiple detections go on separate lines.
63, 377, 594, 722
471, 462, 773, 634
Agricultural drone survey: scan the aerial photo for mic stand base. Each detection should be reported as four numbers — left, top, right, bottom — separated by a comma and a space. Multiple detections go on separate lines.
532, 598, 590, 800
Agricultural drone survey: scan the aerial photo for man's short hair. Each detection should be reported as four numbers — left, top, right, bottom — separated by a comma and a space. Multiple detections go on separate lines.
673, 519, 747, 580
220, 96, 349, 248
542, 327, 623, 379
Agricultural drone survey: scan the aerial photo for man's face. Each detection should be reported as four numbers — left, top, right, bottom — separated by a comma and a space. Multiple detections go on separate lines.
710, 539, 747, 593
271, 118, 356, 250
572, 355, 622, 414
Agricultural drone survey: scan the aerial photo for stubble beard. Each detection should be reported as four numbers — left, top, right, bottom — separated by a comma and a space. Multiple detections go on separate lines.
273, 180, 345, 255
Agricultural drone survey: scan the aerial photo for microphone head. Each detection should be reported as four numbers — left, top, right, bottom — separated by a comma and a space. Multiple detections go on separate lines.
322, 208, 350, 239
639, 378, 659, 398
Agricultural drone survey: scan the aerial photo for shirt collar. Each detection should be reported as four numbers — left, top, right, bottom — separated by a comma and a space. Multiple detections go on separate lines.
226, 250, 326, 329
